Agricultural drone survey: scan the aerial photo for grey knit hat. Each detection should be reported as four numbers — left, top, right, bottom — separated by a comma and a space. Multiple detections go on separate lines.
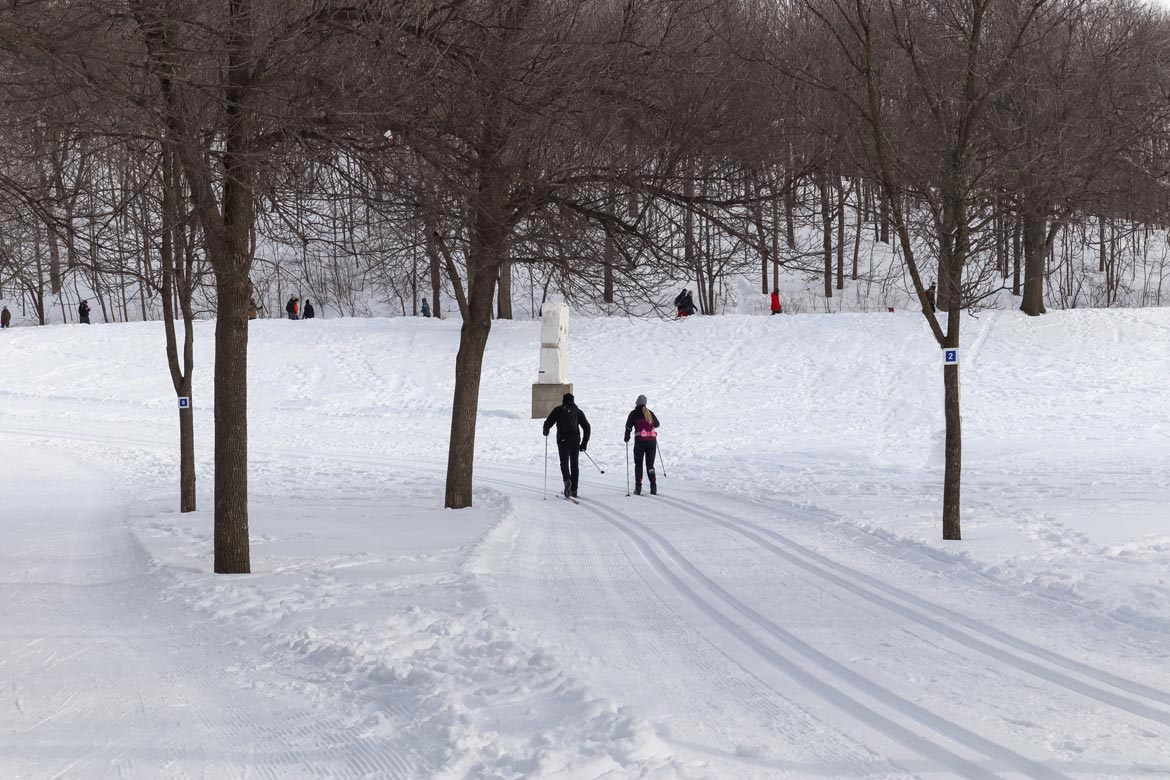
636, 394, 647, 406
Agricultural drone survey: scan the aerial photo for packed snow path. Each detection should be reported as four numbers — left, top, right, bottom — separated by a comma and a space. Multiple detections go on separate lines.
0, 449, 436, 779
2, 311, 1170, 778
473, 462, 1170, 779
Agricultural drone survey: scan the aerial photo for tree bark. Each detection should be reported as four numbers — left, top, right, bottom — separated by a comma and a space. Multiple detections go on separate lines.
784, 178, 796, 248
879, 188, 890, 244
836, 177, 846, 290
819, 173, 832, 298
423, 212, 443, 319
160, 147, 196, 513
942, 313, 962, 541
1020, 207, 1047, 316
496, 259, 513, 319
852, 185, 862, 280
1011, 217, 1022, 296
445, 120, 507, 508
444, 230, 502, 508
212, 0, 256, 573
212, 262, 250, 572
602, 220, 615, 305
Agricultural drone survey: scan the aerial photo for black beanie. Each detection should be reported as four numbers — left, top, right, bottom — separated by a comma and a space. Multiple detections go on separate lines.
563, 393, 574, 405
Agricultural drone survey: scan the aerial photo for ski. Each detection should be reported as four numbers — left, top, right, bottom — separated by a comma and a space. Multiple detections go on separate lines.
561, 494, 580, 504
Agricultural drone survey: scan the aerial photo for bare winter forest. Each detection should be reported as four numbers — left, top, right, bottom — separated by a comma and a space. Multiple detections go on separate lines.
3, 0, 1169, 566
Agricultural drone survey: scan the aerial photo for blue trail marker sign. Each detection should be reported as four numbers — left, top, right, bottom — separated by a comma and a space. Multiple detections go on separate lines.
942, 348, 959, 366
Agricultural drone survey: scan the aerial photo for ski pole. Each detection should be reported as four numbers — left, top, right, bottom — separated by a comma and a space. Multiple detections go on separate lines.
582, 449, 605, 474
543, 435, 548, 500
625, 441, 630, 497
657, 441, 667, 479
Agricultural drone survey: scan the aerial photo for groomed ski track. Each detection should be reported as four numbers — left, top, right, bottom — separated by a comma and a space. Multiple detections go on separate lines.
467, 463, 1170, 780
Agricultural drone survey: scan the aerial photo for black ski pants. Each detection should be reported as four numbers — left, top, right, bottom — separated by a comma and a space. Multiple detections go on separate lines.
634, 439, 657, 488
557, 441, 580, 492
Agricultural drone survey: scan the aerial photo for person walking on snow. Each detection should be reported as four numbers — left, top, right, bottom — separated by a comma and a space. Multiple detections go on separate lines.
543, 392, 591, 499
926, 282, 937, 313
770, 289, 782, 315
303, 299, 315, 319
420, 298, 431, 317
78, 299, 91, 324
285, 296, 299, 320
624, 394, 661, 495
1, 306, 10, 329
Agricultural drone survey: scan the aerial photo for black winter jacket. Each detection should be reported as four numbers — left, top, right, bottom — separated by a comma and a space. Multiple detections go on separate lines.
543, 402, 591, 447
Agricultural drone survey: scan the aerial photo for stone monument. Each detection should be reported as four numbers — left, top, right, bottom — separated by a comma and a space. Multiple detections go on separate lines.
531, 301, 571, 418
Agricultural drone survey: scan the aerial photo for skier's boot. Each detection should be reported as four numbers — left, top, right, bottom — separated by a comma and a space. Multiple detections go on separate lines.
564, 479, 572, 499
634, 481, 642, 496
649, 468, 657, 495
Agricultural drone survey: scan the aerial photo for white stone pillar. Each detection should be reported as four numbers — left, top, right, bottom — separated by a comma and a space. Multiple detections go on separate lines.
532, 302, 572, 418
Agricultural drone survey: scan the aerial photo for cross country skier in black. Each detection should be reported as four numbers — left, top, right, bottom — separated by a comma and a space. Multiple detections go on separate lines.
624, 394, 661, 495
543, 392, 591, 499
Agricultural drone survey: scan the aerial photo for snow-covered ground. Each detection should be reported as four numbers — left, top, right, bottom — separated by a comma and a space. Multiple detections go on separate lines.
2, 308, 1169, 779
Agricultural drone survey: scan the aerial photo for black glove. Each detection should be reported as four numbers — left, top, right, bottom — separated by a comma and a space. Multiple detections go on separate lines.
623, 435, 630, 443
543, 430, 549, 437
579, 443, 587, 452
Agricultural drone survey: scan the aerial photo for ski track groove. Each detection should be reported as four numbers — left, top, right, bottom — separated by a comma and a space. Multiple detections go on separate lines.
494, 511, 884, 774
467, 471, 1022, 778
577, 499, 1074, 780
652, 493, 1170, 725
477, 456, 1170, 659
466, 467, 1170, 779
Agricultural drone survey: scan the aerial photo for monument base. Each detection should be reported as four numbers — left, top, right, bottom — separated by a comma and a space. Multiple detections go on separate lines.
532, 383, 573, 419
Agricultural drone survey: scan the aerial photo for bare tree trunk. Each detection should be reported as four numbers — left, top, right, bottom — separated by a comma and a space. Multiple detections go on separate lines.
445, 130, 507, 508
496, 259, 513, 319
444, 227, 503, 507
423, 213, 443, 319
784, 179, 796, 248
602, 202, 615, 304
1098, 217, 1107, 273
994, 198, 1005, 277
942, 307, 962, 541
836, 177, 846, 290
1012, 217, 1022, 295
208, 0, 256, 573
770, 173, 782, 291
852, 185, 862, 280
160, 148, 196, 513
748, 172, 770, 295
1020, 207, 1048, 316
684, 162, 698, 299
819, 173, 832, 298
212, 258, 250, 572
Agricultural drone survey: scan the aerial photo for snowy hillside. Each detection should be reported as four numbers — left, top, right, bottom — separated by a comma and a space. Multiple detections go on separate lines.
3, 309, 1170, 779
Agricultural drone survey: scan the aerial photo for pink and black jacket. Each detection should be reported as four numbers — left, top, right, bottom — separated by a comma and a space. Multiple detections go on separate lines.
624, 406, 661, 443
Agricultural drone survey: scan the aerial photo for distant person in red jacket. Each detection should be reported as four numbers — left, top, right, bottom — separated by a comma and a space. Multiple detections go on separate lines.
770, 289, 782, 315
